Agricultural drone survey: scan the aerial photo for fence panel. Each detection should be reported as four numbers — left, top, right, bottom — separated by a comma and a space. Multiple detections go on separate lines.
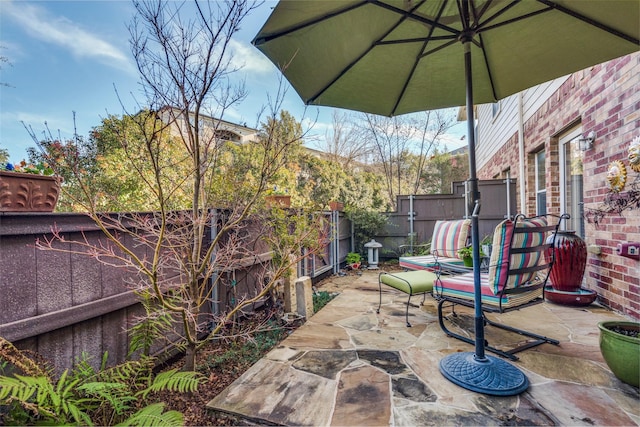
374, 179, 516, 257
0, 209, 340, 372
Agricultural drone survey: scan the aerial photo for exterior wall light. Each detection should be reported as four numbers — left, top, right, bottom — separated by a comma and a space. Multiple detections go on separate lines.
578, 131, 595, 151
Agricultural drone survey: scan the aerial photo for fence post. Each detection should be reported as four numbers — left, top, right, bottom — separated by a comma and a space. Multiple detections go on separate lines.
332, 210, 340, 274
408, 195, 416, 253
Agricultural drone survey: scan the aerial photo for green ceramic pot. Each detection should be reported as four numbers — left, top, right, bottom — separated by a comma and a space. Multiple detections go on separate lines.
598, 321, 639, 387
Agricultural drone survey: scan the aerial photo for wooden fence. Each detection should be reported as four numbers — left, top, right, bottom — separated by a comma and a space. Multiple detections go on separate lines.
376, 179, 516, 257
0, 180, 508, 372
0, 210, 349, 373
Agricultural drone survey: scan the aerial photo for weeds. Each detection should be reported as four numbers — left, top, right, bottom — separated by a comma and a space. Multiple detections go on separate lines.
199, 319, 288, 374
313, 290, 337, 313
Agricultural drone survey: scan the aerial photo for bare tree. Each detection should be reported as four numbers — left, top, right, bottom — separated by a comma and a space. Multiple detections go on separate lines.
409, 110, 457, 194
317, 111, 371, 169
359, 110, 456, 207
33, 0, 324, 372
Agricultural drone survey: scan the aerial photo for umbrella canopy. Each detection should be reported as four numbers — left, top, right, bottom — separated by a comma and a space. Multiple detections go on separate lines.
253, 0, 638, 117
253, 0, 639, 396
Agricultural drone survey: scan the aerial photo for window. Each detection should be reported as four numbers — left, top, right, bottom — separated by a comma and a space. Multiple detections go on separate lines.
492, 101, 501, 118
535, 150, 546, 215
559, 128, 585, 238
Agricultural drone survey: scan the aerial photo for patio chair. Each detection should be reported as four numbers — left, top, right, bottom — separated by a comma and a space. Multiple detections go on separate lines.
398, 219, 471, 271
434, 213, 567, 360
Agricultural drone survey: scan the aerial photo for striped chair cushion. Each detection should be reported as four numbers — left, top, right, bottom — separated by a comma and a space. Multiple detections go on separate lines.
399, 254, 461, 271
430, 219, 471, 259
487, 216, 548, 294
435, 272, 543, 309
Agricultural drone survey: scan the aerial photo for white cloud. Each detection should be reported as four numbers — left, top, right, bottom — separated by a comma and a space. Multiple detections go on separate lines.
229, 39, 275, 74
3, 1, 131, 69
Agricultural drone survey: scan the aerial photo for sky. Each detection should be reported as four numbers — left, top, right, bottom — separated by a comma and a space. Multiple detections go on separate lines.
0, 0, 467, 161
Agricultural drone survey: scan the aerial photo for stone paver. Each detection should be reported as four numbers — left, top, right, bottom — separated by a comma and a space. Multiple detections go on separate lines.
331, 365, 391, 426
207, 270, 640, 426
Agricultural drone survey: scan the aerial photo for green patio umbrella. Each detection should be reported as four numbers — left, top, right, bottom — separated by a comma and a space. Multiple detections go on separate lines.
252, 0, 639, 396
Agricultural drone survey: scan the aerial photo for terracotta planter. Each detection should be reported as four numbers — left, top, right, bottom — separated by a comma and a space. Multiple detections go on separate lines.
598, 321, 639, 387
0, 171, 61, 212
265, 195, 291, 208
329, 201, 344, 211
545, 231, 587, 292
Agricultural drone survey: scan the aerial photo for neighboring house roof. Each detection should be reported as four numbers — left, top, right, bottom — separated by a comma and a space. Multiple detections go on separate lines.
158, 106, 259, 144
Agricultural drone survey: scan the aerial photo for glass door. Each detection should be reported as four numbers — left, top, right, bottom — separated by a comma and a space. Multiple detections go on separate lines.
559, 127, 585, 237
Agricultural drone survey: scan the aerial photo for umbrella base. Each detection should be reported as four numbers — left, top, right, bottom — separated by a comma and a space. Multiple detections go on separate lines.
439, 352, 528, 396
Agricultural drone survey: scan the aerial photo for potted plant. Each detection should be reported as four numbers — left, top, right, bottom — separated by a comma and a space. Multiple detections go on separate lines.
0, 161, 61, 212
265, 186, 291, 208
329, 201, 344, 211
458, 246, 473, 267
345, 252, 361, 270
597, 321, 639, 387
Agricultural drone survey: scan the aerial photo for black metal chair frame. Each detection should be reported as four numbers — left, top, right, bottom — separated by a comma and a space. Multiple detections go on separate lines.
434, 213, 568, 361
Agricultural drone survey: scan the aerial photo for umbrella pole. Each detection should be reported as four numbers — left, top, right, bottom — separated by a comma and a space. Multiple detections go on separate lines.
438, 37, 528, 396
464, 47, 485, 363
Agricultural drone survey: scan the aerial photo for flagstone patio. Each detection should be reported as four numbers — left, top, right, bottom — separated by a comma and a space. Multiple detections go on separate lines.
207, 270, 639, 426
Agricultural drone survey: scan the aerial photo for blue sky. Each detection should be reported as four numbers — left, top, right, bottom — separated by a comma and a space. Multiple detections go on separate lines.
0, 0, 466, 161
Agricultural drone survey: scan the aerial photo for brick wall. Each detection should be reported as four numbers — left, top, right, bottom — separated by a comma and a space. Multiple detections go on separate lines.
479, 52, 640, 320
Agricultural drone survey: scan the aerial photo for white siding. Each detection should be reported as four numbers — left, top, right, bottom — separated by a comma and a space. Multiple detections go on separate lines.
475, 76, 569, 169
522, 77, 568, 123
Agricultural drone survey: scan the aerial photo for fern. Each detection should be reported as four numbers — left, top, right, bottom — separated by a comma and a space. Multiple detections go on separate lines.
116, 403, 183, 427
0, 336, 51, 379
76, 382, 136, 415
0, 372, 91, 425
128, 291, 175, 357
0, 339, 199, 426
87, 356, 155, 390
138, 368, 201, 399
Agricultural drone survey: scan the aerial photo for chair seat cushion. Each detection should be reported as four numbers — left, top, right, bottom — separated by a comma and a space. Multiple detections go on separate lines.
399, 255, 460, 271
436, 272, 542, 309
380, 271, 437, 295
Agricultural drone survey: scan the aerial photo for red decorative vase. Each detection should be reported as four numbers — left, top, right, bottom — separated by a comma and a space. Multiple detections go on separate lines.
546, 231, 587, 292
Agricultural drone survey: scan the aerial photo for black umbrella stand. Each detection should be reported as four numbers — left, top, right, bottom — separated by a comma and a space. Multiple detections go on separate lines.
438, 38, 529, 396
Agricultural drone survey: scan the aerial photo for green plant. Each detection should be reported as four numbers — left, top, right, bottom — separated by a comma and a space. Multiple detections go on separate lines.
480, 235, 492, 246
458, 246, 486, 259
313, 290, 337, 312
200, 320, 288, 374
345, 252, 362, 265
347, 209, 390, 251
457, 246, 473, 259
127, 291, 175, 358
0, 337, 201, 426
2, 160, 55, 175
